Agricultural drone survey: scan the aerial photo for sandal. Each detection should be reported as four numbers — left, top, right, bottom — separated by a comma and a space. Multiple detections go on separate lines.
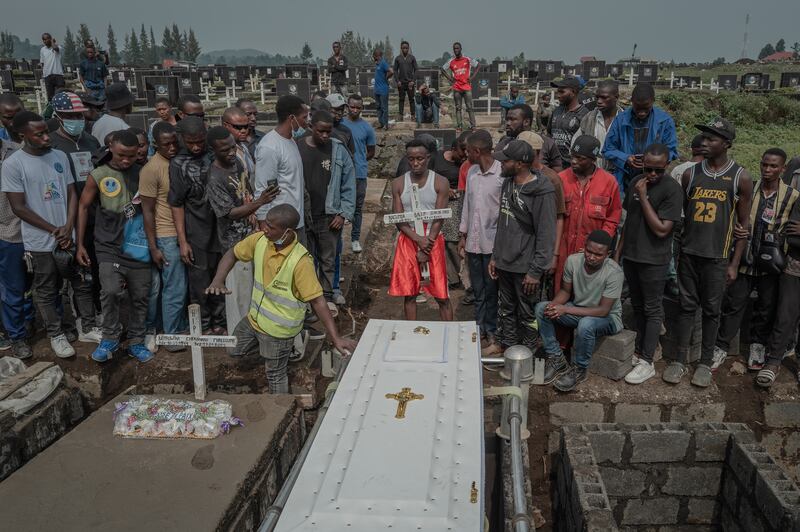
756, 363, 780, 388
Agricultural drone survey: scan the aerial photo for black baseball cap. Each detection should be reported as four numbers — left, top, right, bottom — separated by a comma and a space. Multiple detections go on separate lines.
571, 135, 602, 160
551, 77, 581, 90
695, 117, 736, 141
493, 139, 535, 163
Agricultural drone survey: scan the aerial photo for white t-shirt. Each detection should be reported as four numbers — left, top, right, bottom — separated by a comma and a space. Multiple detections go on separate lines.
40, 46, 63, 77
254, 129, 305, 227
91, 114, 130, 146
0, 149, 74, 252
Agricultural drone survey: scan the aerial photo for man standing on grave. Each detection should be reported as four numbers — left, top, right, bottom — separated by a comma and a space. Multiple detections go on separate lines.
2, 111, 99, 358
536, 230, 623, 392
499, 86, 525, 132
328, 42, 349, 95
373, 50, 393, 131
235, 99, 265, 158
713, 148, 798, 372
555, 136, 621, 292
394, 41, 418, 122
414, 84, 440, 128
389, 139, 453, 321
254, 95, 308, 245
77, 130, 153, 363
223, 107, 255, 187
40, 33, 64, 102
297, 110, 355, 314
341, 94, 375, 254
615, 144, 683, 384
140, 122, 188, 351
496, 103, 563, 172
664, 118, 753, 387
488, 140, 556, 355
548, 77, 589, 169
78, 45, 109, 101
92, 83, 133, 146
441, 42, 480, 131
603, 82, 678, 193
168, 117, 227, 335
207, 204, 357, 394
574, 80, 622, 173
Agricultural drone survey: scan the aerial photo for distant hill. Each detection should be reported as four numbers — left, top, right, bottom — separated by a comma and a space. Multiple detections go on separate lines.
196, 48, 305, 67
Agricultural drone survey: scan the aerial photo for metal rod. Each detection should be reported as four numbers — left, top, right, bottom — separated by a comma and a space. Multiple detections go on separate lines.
257, 355, 351, 532
509, 353, 532, 532
481, 357, 505, 364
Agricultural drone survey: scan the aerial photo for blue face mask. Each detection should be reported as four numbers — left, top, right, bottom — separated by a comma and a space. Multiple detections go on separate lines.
61, 118, 85, 137
291, 116, 306, 139
273, 228, 292, 247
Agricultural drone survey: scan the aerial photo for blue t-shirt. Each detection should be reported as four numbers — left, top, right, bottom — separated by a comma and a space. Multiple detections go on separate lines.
0, 127, 9, 141
341, 118, 375, 179
78, 58, 108, 84
374, 59, 390, 96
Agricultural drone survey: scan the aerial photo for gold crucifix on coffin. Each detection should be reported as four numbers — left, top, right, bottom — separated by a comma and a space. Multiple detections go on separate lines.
385, 387, 424, 419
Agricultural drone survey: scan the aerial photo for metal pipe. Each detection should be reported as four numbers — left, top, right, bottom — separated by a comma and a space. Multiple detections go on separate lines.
481, 357, 505, 364
506, 347, 532, 532
257, 356, 351, 532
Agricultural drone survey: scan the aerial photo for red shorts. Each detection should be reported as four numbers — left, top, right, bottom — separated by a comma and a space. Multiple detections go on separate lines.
388, 231, 449, 300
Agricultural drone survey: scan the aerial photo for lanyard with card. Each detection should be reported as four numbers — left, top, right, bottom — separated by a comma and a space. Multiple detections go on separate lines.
69, 151, 93, 183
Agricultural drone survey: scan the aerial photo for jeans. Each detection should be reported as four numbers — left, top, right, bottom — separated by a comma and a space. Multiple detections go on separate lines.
375, 92, 389, 128
397, 82, 415, 117
415, 103, 440, 126
676, 253, 728, 365
766, 272, 800, 364
497, 268, 539, 349
44, 74, 65, 101
716, 272, 778, 351
308, 216, 341, 301
146, 236, 188, 334
536, 301, 620, 368
187, 248, 226, 331
467, 253, 497, 337
453, 90, 476, 129
333, 234, 343, 291
624, 260, 668, 362
231, 317, 295, 394
31, 251, 96, 338
99, 261, 151, 344
351, 178, 368, 242
0, 240, 34, 340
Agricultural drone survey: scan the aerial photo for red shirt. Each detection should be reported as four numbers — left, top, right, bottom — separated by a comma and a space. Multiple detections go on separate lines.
446, 56, 477, 92
555, 166, 622, 290
457, 160, 471, 191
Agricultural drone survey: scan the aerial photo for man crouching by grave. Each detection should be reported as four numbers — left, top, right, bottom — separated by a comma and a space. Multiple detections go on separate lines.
535, 230, 624, 392
488, 140, 556, 356
205, 204, 357, 394
387, 138, 453, 320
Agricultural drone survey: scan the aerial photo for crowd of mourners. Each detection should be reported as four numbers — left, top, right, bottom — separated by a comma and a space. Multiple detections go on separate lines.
1, 36, 799, 394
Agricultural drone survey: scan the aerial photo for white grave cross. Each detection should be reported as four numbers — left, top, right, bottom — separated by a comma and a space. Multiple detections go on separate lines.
383, 183, 451, 283
156, 304, 237, 400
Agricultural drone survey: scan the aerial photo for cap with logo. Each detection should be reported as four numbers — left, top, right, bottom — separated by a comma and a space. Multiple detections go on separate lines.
550, 77, 581, 90
571, 135, 602, 160
493, 139, 535, 163
695, 117, 736, 141
326, 93, 347, 108
52, 91, 88, 113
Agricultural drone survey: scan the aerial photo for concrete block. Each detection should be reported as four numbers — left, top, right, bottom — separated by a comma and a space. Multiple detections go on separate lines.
722, 468, 740, 509
550, 402, 605, 426
599, 466, 646, 497
695, 430, 733, 462
669, 402, 726, 423
587, 431, 625, 463
687, 498, 719, 524
754, 468, 800, 530
662, 466, 722, 496
614, 403, 662, 424
738, 494, 768, 532
630, 430, 691, 463
728, 441, 759, 488
583, 509, 619, 531
621, 497, 680, 525
588, 353, 631, 381
593, 329, 636, 362
720, 504, 743, 532
764, 402, 800, 428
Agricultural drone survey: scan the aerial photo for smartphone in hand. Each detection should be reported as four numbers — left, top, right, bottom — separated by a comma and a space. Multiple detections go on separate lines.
267, 178, 278, 189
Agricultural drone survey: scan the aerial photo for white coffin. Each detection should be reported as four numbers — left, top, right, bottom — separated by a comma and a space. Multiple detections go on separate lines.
275, 319, 485, 532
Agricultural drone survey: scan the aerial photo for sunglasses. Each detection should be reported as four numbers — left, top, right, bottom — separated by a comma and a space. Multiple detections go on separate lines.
225, 122, 249, 131
643, 167, 666, 175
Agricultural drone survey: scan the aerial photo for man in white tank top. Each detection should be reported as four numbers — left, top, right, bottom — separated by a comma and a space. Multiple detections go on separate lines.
388, 139, 453, 320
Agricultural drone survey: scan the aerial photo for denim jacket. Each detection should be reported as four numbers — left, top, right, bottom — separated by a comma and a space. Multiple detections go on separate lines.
326, 138, 357, 221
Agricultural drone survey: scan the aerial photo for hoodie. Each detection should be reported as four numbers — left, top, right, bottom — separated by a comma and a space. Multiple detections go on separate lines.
492, 170, 556, 278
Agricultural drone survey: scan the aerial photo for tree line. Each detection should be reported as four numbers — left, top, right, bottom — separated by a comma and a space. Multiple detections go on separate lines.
758, 38, 800, 59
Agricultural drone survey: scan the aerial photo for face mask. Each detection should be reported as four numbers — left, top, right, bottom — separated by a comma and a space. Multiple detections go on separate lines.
272, 228, 292, 247
291, 116, 306, 139
61, 118, 85, 137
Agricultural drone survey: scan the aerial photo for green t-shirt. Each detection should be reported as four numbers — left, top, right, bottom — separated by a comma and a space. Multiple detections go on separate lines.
562, 253, 624, 330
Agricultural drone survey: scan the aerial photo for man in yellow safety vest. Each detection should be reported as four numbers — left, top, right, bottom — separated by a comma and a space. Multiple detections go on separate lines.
206, 204, 357, 393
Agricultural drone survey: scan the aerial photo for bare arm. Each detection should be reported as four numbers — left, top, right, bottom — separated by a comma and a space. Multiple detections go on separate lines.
366, 145, 376, 161
392, 177, 429, 251
205, 247, 239, 294
140, 195, 167, 268
729, 170, 754, 277
425, 175, 449, 240
170, 206, 194, 264
7, 191, 58, 234
75, 177, 98, 265
562, 296, 616, 318
309, 296, 357, 355
635, 181, 675, 238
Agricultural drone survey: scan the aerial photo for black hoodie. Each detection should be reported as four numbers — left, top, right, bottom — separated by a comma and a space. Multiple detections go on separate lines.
492, 170, 556, 278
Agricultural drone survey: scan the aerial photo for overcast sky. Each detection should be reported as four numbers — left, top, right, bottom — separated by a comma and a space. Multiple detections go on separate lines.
10, 0, 800, 63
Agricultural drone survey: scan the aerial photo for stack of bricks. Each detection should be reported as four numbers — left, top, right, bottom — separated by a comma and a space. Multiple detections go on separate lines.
589, 329, 635, 380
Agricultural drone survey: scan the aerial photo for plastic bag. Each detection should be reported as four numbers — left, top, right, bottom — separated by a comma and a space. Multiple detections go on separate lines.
112, 396, 243, 440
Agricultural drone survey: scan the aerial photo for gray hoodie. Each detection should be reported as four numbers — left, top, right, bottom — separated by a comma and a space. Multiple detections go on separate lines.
492, 170, 556, 278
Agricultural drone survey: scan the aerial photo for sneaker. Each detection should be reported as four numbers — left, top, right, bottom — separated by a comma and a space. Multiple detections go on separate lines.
11, 339, 32, 360
165, 344, 187, 353
0, 335, 11, 350
416, 292, 427, 304
710, 346, 728, 372
748, 343, 766, 370
78, 326, 103, 344
542, 354, 568, 385
327, 301, 339, 318
65, 328, 78, 343
461, 289, 475, 306
91, 339, 119, 362
144, 333, 157, 353
691, 363, 714, 387
50, 334, 76, 358
554, 365, 588, 392
662, 361, 687, 384
351, 241, 363, 253
128, 343, 154, 363
332, 290, 347, 306
625, 359, 656, 384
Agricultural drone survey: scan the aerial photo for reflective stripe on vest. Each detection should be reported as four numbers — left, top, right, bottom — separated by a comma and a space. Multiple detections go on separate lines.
249, 236, 309, 338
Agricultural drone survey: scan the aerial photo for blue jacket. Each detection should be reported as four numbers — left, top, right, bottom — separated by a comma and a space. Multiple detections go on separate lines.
602, 106, 678, 191
500, 92, 526, 109
325, 138, 357, 221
